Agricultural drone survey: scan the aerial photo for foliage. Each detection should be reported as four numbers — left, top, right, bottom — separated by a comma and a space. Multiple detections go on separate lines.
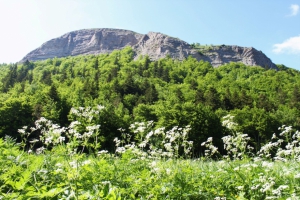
1, 47, 300, 153
1, 113, 300, 199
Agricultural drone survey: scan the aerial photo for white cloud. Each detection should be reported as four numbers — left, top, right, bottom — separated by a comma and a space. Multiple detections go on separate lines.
273, 35, 300, 54
290, 4, 299, 16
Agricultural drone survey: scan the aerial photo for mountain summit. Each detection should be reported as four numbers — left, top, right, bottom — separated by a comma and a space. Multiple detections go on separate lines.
20, 28, 277, 69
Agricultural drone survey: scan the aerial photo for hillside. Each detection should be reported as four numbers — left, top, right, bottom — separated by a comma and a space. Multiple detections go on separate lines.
20, 28, 277, 69
1, 48, 300, 153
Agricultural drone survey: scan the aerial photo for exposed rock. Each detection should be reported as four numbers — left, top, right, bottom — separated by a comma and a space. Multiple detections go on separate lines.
195, 45, 277, 69
20, 28, 277, 69
21, 29, 143, 62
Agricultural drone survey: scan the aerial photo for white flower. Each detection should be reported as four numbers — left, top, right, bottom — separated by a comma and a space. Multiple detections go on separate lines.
82, 160, 91, 166
55, 168, 63, 173
29, 139, 39, 143
150, 161, 157, 167
146, 131, 154, 139
97, 105, 105, 110
18, 128, 26, 135
58, 136, 65, 143
98, 150, 108, 155
294, 173, 300, 178
45, 136, 53, 145
236, 186, 243, 190
36, 147, 45, 154
102, 181, 110, 185
83, 131, 93, 138
69, 161, 77, 168
55, 163, 63, 168
116, 147, 126, 154
207, 137, 213, 143
251, 184, 260, 190
139, 141, 147, 148
69, 121, 81, 129
166, 168, 171, 175
234, 167, 240, 171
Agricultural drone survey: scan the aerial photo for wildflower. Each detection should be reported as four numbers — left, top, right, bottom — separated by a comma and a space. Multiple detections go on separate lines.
164, 143, 173, 152
234, 167, 240, 171
55, 168, 63, 173
83, 131, 93, 138
69, 121, 81, 129
29, 139, 39, 143
82, 160, 91, 166
145, 131, 153, 139
69, 161, 77, 168
102, 181, 110, 185
36, 147, 45, 154
149, 161, 156, 168
139, 141, 147, 148
262, 161, 274, 169
38, 169, 48, 174
18, 128, 26, 135
236, 186, 244, 190
45, 136, 53, 145
114, 137, 121, 147
154, 127, 165, 135
152, 167, 160, 173
207, 137, 213, 143
272, 185, 289, 196
116, 147, 126, 154
58, 136, 65, 143
97, 105, 105, 110
98, 150, 108, 155
30, 127, 37, 132
86, 125, 100, 131
166, 168, 171, 175
294, 173, 300, 179
55, 163, 63, 168
251, 184, 260, 190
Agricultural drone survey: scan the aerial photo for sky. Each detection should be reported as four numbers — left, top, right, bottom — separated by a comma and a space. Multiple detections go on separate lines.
0, 0, 300, 70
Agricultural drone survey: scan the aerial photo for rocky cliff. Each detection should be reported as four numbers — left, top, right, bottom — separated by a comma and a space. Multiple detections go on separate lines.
20, 28, 277, 69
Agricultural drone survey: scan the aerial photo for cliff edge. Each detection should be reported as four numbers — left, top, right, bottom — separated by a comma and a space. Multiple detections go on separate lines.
20, 28, 277, 69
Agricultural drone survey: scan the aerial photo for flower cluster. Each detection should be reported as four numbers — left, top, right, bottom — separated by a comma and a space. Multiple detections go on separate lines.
221, 115, 253, 159
201, 137, 219, 158
114, 122, 193, 159
19, 105, 104, 154
259, 125, 300, 161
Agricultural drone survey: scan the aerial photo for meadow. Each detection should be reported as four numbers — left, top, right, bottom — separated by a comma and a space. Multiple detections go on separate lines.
1, 106, 299, 199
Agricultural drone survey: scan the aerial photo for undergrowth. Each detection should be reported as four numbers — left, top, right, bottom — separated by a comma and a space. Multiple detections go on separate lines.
1, 106, 300, 199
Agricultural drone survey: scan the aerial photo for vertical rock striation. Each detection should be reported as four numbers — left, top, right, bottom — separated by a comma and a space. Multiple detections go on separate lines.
20, 28, 277, 69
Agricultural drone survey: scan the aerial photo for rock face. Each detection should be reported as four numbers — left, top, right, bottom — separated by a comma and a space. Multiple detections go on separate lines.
195, 45, 277, 69
20, 28, 277, 69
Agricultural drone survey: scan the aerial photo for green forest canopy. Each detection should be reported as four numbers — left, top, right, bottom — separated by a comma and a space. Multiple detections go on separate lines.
1, 46, 300, 154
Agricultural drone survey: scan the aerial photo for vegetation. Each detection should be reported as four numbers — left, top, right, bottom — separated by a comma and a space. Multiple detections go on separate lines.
0, 112, 300, 199
190, 43, 223, 55
1, 47, 300, 198
1, 47, 300, 154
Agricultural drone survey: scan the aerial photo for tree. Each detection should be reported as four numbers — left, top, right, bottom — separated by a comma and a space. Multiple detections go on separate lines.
0, 98, 33, 140
204, 86, 221, 110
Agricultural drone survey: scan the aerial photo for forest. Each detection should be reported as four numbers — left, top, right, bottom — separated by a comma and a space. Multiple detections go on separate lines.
1, 46, 300, 155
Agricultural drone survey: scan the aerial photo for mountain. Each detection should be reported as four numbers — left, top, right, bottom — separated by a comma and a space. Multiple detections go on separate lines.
20, 28, 277, 69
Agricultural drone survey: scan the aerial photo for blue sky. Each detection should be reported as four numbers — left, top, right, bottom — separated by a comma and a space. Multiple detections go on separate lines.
0, 0, 299, 70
